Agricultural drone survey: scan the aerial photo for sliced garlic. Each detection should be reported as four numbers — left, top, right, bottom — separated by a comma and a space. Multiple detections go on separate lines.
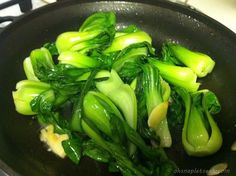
40, 125, 69, 158
42, 0, 56, 3
148, 101, 168, 129
207, 163, 228, 176
231, 141, 236, 151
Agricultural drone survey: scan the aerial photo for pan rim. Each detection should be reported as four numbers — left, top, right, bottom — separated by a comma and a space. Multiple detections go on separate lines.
0, 0, 235, 41
0, 0, 235, 175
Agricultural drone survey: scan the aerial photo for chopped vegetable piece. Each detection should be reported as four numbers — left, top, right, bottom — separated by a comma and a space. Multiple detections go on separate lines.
207, 163, 228, 176
56, 12, 116, 54
176, 88, 222, 156
40, 125, 69, 158
104, 31, 152, 53
83, 91, 123, 137
96, 69, 137, 130
231, 141, 236, 151
163, 43, 215, 77
149, 58, 200, 92
142, 64, 172, 147
23, 57, 39, 81
12, 80, 51, 115
30, 47, 55, 80
58, 51, 100, 68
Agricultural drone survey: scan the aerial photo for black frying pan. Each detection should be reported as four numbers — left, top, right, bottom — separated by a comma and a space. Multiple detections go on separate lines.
0, 0, 236, 175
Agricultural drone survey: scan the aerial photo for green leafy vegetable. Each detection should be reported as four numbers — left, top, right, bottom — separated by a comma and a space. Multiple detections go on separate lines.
104, 31, 152, 53
12, 11, 223, 176
43, 42, 59, 56
112, 42, 154, 72
96, 69, 138, 155
149, 58, 200, 92
56, 12, 116, 54
176, 87, 222, 156
58, 51, 100, 68
167, 89, 185, 128
79, 12, 116, 33
12, 80, 51, 115
30, 89, 55, 114
30, 47, 55, 80
62, 138, 82, 164
96, 69, 137, 130
23, 57, 39, 81
162, 43, 215, 77
81, 101, 176, 176
83, 91, 123, 137
70, 69, 98, 132
142, 64, 172, 147
118, 24, 140, 34
82, 140, 111, 163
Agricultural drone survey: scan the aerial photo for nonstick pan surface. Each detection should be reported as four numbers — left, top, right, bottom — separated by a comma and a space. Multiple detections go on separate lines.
0, 0, 235, 175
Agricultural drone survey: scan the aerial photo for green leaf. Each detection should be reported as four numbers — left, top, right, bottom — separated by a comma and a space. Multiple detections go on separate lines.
149, 58, 200, 92
112, 42, 154, 71
187, 104, 209, 147
178, 87, 223, 156
30, 89, 55, 114
167, 88, 185, 128
104, 31, 152, 53
62, 138, 82, 164
12, 80, 51, 115
43, 42, 59, 56
142, 64, 163, 114
30, 47, 55, 80
159, 161, 176, 176
202, 90, 221, 114
23, 57, 39, 81
105, 142, 145, 176
43, 64, 90, 96
109, 114, 126, 145
96, 70, 137, 130
83, 91, 114, 136
83, 140, 110, 163
160, 42, 182, 65
71, 70, 98, 132
79, 12, 116, 33
58, 51, 100, 68
122, 118, 168, 161
119, 25, 140, 33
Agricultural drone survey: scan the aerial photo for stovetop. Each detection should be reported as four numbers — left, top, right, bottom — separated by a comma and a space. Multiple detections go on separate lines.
0, 0, 47, 17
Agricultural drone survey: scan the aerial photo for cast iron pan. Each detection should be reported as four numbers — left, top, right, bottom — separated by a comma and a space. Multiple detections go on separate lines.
0, 0, 235, 175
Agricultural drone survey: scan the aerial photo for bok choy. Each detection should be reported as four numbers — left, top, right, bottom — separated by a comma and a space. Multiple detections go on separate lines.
12, 11, 223, 176
56, 12, 116, 54
161, 43, 215, 78
175, 88, 222, 156
142, 64, 172, 147
12, 80, 51, 115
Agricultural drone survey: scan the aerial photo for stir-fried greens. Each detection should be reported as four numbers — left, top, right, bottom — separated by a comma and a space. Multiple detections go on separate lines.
12, 12, 223, 176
